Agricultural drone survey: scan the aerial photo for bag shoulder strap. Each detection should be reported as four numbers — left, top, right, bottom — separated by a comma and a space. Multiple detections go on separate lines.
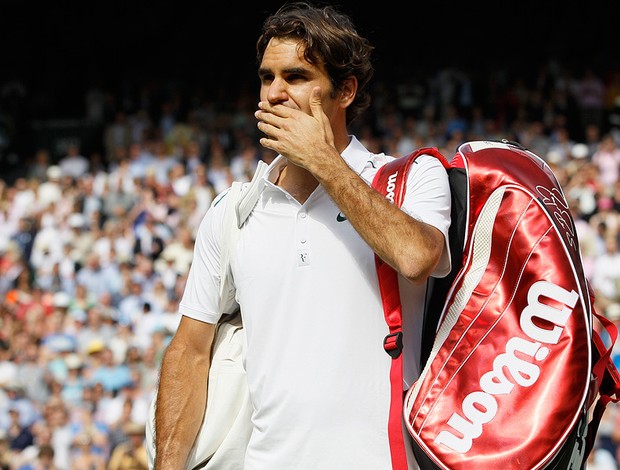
371, 147, 450, 335
236, 160, 269, 228
218, 160, 269, 308
218, 181, 242, 310
372, 147, 450, 206
371, 147, 449, 470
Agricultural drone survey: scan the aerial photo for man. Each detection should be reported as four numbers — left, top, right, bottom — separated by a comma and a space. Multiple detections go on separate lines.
154, 2, 451, 469
108, 422, 149, 470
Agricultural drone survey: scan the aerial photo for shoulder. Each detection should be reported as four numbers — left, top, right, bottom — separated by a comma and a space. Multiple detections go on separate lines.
408, 154, 450, 191
372, 149, 447, 167
375, 151, 448, 179
413, 153, 450, 173
358, 152, 392, 183
211, 186, 233, 210
195, 187, 233, 242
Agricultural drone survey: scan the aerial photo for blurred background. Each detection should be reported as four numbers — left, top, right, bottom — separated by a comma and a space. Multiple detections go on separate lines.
2, 1, 620, 469
1, 1, 617, 179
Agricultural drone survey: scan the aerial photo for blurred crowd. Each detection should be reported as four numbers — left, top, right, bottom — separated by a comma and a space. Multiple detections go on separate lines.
2, 56, 620, 469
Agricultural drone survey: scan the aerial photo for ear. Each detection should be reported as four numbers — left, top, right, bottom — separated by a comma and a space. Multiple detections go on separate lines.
339, 76, 358, 108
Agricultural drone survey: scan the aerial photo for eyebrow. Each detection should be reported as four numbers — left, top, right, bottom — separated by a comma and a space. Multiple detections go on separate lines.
258, 66, 310, 77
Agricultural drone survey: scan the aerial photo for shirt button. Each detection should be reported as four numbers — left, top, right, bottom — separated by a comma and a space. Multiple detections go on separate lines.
300, 212, 307, 218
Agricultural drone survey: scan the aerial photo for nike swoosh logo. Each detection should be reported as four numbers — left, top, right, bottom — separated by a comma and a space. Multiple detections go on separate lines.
336, 212, 347, 222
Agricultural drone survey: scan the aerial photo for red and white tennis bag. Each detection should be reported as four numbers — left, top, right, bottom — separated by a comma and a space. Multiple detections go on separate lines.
372, 140, 620, 469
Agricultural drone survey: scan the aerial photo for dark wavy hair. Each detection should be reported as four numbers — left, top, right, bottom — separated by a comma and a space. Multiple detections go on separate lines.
256, 2, 374, 124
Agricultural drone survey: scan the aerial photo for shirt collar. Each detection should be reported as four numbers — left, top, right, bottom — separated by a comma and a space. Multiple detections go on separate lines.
264, 135, 370, 184
340, 135, 371, 174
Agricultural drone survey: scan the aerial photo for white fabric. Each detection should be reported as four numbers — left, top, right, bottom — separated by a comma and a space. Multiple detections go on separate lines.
179, 136, 451, 469
147, 177, 253, 470
146, 315, 252, 470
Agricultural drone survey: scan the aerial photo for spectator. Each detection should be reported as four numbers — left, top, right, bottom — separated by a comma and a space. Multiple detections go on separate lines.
42, 400, 72, 470
7, 407, 34, 452
571, 67, 606, 131
132, 213, 165, 261
103, 112, 133, 164
18, 443, 57, 470
36, 167, 62, 210
27, 149, 52, 183
87, 347, 132, 396
116, 279, 145, 327
75, 254, 121, 300
592, 234, 620, 308
68, 432, 105, 470
0, 430, 11, 469
547, 126, 576, 166
10, 216, 36, 263
0, 339, 18, 391
59, 354, 85, 409
57, 144, 89, 181
13, 333, 49, 406
229, 133, 259, 182
63, 214, 91, 272
107, 422, 147, 470
132, 302, 166, 352
592, 133, 620, 192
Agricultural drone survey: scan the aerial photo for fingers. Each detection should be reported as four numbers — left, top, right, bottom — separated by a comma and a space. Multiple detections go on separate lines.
254, 89, 327, 157
256, 118, 279, 152
256, 101, 290, 118
255, 106, 281, 142
255, 104, 285, 152
255, 103, 288, 141
255, 110, 280, 152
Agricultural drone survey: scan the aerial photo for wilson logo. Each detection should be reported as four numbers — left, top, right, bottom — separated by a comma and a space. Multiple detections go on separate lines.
385, 171, 398, 203
433, 280, 579, 453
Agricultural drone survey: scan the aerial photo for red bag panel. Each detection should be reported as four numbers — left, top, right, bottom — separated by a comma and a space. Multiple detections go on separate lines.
405, 186, 590, 469
404, 142, 592, 469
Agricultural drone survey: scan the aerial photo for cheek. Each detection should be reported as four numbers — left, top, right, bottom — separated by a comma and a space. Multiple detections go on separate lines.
288, 89, 318, 114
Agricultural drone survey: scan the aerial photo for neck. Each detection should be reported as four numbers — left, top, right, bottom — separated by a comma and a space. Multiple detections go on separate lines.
276, 132, 351, 204
276, 164, 318, 204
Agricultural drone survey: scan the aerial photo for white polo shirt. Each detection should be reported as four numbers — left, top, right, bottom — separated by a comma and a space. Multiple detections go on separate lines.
179, 136, 451, 469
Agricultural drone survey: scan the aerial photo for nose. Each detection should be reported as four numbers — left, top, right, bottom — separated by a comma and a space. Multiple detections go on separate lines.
266, 78, 288, 104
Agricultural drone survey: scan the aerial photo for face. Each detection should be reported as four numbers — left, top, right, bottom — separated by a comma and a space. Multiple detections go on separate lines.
258, 38, 338, 118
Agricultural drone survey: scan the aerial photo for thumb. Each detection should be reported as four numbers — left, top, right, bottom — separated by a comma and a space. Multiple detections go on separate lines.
309, 86, 334, 143
309, 86, 322, 116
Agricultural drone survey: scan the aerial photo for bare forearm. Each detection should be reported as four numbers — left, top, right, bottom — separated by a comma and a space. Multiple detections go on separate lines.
155, 338, 210, 470
315, 154, 443, 283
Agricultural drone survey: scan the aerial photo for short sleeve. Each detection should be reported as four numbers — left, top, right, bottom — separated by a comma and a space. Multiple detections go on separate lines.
400, 154, 452, 278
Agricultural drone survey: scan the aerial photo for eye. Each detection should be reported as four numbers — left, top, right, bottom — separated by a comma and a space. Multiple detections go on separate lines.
286, 73, 307, 83
258, 73, 274, 85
